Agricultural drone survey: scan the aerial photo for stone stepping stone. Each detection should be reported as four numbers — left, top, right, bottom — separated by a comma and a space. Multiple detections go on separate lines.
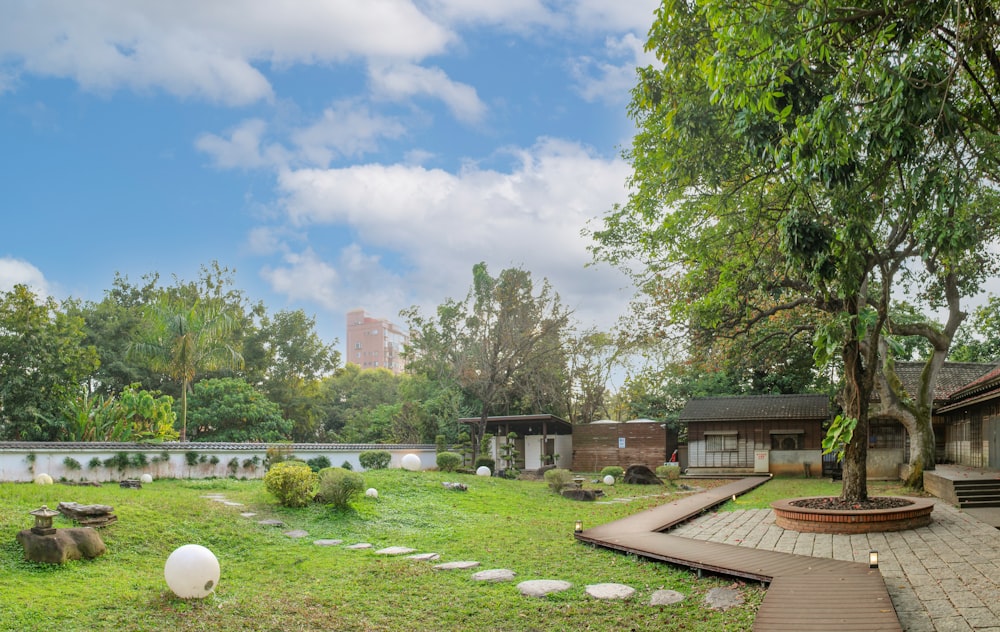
201, 495, 226, 499
375, 546, 416, 555
649, 589, 685, 606
284, 530, 309, 538
313, 539, 343, 547
585, 583, 635, 600
704, 587, 744, 610
433, 561, 480, 571
471, 569, 516, 582
258, 519, 285, 527
408, 553, 440, 561
240, 512, 257, 518
517, 579, 572, 597
223, 501, 244, 507
345, 543, 373, 550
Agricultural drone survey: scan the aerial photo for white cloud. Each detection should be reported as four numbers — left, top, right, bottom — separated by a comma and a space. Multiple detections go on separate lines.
195, 119, 274, 169
0, 0, 453, 105
272, 137, 632, 329
291, 101, 407, 166
421, 0, 658, 33
0, 257, 50, 297
571, 33, 659, 104
260, 248, 341, 310
369, 63, 486, 123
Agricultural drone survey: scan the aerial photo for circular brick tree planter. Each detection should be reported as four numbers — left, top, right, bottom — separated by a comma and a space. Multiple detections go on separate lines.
771, 497, 934, 534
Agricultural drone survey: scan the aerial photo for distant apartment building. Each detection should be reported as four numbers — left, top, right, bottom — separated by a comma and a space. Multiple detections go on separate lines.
345, 308, 408, 375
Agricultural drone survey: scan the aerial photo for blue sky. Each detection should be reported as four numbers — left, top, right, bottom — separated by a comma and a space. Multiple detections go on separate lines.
0, 1, 658, 350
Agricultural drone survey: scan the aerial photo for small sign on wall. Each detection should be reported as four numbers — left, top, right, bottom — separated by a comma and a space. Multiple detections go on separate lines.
618, 437, 626, 449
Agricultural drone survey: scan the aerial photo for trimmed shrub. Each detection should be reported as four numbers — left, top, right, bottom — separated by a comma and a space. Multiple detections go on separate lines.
341, 460, 353, 471
63, 457, 82, 471
544, 468, 574, 494
317, 467, 364, 510
474, 457, 495, 472
359, 450, 391, 470
264, 461, 316, 508
436, 452, 462, 472
185, 451, 200, 467
130, 452, 149, 468
227, 457, 240, 475
307, 456, 332, 473
656, 464, 681, 483
88, 457, 102, 470
264, 445, 293, 471
599, 466, 623, 480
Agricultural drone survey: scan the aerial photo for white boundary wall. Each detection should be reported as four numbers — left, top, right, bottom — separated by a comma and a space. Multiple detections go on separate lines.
0, 442, 437, 482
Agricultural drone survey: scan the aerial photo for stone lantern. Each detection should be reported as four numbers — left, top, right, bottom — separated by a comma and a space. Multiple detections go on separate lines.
29, 505, 59, 535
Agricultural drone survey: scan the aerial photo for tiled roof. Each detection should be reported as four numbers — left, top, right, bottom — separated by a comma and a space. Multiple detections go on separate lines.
889, 362, 998, 401
678, 394, 831, 423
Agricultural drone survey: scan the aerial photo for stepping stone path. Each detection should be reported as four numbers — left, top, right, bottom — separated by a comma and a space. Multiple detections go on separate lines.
375, 546, 416, 555
471, 569, 516, 582
586, 583, 636, 600
197, 488, 742, 617
704, 587, 743, 610
433, 561, 480, 570
517, 580, 572, 597
649, 590, 685, 606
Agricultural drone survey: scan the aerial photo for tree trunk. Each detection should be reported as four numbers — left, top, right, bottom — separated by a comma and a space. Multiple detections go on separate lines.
905, 419, 935, 488
840, 336, 869, 502
180, 378, 189, 443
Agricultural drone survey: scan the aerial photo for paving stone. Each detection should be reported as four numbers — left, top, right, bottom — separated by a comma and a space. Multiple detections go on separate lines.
931, 616, 974, 632
313, 539, 343, 546
240, 512, 257, 518
957, 607, 997, 628
433, 561, 480, 570
257, 519, 285, 527
407, 553, 440, 561
471, 569, 516, 582
649, 589, 685, 606
284, 530, 309, 538
585, 583, 635, 600
223, 501, 244, 506
704, 587, 744, 610
517, 579, 572, 597
375, 546, 417, 555
345, 543, 372, 550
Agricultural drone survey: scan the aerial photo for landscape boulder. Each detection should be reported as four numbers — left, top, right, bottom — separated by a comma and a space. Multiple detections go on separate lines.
17, 527, 106, 564
57, 502, 117, 528
623, 465, 663, 485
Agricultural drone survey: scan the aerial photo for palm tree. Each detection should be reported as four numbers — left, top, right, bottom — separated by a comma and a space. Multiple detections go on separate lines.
128, 297, 243, 442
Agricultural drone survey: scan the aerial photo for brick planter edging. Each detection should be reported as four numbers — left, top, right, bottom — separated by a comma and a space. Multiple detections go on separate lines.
771, 497, 935, 534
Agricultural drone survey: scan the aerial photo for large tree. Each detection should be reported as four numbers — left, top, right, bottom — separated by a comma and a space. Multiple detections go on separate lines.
595, 0, 1000, 501
128, 296, 243, 442
0, 285, 99, 440
405, 263, 571, 453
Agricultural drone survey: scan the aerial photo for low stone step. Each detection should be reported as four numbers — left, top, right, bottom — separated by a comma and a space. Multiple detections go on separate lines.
959, 499, 1000, 508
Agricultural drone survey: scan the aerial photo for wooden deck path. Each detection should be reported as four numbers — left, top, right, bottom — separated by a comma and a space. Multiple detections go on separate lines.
575, 478, 901, 632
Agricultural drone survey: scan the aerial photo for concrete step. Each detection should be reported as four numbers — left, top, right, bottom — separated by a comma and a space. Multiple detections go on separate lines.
955, 487, 1000, 497
960, 499, 1000, 508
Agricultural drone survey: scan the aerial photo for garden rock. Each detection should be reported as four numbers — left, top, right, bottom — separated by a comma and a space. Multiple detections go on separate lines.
284, 530, 309, 538
623, 465, 663, 485
433, 561, 480, 570
585, 583, 635, 600
649, 589, 685, 606
17, 527, 106, 564
442, 482, 468, 491
704, 587, 744, 610
346, 543, 372, 550
561, 489, 598, 501
408, 553, 440, 561
119, 479, 142, 489
517, 579, 572, 597
313, 539, 343, 546
258, 519, 285, 527
472, 569, 516, 582
57, 502, 117, 528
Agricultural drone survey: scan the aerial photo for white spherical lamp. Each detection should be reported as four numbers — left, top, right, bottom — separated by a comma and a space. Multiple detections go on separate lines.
603, 475, 615, 486
33, 473, 53, 485
401, 453, 421, 471
140, 473, 154, 484
165, 544, 220, 599
365, 488, 379, 498
476, 466, 491, 477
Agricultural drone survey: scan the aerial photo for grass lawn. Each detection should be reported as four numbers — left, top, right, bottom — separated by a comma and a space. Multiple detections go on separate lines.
1, 472, 762, 631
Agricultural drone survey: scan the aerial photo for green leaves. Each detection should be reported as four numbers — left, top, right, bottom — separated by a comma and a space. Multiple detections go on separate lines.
822, 414, 858, 463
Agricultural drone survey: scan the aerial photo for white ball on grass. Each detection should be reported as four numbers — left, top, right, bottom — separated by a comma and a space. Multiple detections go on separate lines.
401, 453, 422, 471
365, 488, 379, 498
164, 544, 220, 599
33, 473, 53, 485
603, 475, 615, 486
140, 473, 154, 484
476, 466, 491, 477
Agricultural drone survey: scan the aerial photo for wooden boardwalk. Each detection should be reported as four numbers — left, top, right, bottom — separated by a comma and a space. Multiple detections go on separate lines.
576, 478, 901, 632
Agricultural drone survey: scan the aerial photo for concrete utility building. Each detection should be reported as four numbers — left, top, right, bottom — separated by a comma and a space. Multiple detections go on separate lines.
345, 309, 408, 375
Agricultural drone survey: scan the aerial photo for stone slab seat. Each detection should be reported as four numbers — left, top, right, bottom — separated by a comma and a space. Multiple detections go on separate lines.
575, 477, 901, 632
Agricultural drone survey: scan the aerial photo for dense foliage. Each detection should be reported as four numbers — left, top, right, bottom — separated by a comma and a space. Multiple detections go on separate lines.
263, 461, 316, 508
316, 466, 365, 509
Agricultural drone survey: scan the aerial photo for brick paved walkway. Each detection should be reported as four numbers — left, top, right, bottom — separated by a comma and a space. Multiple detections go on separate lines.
672, 500, 1000, 632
